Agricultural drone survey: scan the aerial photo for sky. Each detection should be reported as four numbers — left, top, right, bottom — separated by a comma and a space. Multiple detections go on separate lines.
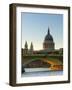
21, 12, 63, 50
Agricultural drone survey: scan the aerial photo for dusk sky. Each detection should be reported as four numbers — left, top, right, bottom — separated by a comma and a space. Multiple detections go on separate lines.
21, 12, 63, 50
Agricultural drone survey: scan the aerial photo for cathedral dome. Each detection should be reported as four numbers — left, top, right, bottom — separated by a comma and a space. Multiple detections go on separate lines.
44, 28, 53, 41
43, 27, 55, 51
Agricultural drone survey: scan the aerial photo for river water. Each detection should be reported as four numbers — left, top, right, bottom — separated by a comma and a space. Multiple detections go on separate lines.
22, 68, 63, 77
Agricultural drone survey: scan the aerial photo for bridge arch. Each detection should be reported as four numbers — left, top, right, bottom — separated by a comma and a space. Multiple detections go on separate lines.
23, 58, 51, 68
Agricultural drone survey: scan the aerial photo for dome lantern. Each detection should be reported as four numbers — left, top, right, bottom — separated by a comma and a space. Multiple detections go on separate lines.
48, 27, 50, 35
44, 27, 53, 42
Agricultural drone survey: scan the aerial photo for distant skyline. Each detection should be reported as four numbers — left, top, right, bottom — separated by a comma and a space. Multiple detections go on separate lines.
21, 12, 63, 50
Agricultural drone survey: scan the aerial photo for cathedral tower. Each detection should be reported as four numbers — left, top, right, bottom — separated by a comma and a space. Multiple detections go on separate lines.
23, 41, 28, 55
29, 42, 33, 54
